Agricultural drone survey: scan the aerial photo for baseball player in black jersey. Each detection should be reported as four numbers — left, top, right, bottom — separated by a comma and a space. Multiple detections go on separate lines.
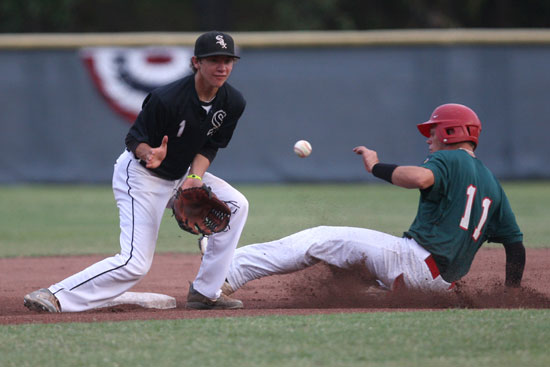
220, 104, 526, 298
24, 31, 248, 312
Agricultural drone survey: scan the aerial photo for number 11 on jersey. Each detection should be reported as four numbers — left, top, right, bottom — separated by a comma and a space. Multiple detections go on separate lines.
460, 184, 493, 241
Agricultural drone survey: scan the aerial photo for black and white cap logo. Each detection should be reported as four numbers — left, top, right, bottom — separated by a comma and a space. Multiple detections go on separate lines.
81, 47, 193, 123
215, 35, 228, 49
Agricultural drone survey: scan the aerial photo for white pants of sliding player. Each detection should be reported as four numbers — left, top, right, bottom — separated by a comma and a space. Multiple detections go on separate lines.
49, 150, 248, 312
226, 226, 453, 293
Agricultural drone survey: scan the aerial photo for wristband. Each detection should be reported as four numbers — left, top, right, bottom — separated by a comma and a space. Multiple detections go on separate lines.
187, 174, 202, 180
372, 163, 398, 183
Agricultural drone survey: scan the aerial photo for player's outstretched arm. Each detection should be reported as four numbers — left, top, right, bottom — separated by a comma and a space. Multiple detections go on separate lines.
391, 166, 434, 189
353, 146, 434, 189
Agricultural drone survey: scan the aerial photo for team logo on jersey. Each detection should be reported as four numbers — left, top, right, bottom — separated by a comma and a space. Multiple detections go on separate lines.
207, 110, 227, 136
216, 35, 228, 49
81, 47, 193, 123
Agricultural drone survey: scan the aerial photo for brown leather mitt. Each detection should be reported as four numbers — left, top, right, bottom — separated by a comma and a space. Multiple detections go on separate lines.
171, 185, 231, 235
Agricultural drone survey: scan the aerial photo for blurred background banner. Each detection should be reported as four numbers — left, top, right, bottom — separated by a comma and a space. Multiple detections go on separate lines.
81, 46, 193, 122
1, 30, 549, 183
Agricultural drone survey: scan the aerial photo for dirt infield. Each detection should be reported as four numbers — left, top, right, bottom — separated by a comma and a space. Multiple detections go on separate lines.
1, 248, 549, 325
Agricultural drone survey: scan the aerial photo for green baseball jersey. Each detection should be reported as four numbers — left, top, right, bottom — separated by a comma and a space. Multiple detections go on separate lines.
404, 149, 523, 282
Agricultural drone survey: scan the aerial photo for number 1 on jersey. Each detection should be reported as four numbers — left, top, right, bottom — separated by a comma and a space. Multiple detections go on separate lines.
177, 120, 186, 137
460, 184, 493, 241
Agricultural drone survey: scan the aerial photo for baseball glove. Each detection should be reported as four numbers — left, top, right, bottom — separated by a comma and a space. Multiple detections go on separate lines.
171, 185, 231, 235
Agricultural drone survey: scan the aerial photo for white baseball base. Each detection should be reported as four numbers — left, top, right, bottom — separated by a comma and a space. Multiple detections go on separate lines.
99, 292, 177, 310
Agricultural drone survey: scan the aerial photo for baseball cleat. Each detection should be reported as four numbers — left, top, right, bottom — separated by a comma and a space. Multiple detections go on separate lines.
24, 288, 61, 313
220, 280, 235, 295
186, 283, 243, 310
198, 235, 208, 257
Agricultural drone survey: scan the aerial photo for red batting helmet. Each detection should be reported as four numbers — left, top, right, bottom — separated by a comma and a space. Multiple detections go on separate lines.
417, 103, 482, 147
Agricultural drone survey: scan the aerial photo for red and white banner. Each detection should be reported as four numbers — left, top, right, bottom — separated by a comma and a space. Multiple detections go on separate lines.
81, 47, 193, 123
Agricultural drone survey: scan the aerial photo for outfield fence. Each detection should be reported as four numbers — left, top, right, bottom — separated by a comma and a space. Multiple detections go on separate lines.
1, 29, 549, 183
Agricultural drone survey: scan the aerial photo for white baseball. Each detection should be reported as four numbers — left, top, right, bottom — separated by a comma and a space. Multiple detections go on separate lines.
294, 140, 312, 158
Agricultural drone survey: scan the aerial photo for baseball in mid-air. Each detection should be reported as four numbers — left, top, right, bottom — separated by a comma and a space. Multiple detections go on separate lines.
293, 140, 312, 158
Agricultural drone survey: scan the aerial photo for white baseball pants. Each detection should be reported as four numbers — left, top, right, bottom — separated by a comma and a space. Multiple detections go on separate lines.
226, 226, 453, 293
49, 150, 248, 312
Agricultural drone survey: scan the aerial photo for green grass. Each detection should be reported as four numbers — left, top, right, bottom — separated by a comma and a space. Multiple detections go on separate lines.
0, 181, 548, 257
2, 310, 549, 367
1, 182, 549, 367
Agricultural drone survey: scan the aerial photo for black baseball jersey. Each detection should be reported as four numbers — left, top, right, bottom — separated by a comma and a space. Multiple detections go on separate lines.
125, 74, 246, 180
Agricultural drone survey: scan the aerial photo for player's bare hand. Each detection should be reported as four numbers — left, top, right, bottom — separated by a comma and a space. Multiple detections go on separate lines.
144, 136, 168, 169
353, 146, 379, 173
135, 136, 168, 169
